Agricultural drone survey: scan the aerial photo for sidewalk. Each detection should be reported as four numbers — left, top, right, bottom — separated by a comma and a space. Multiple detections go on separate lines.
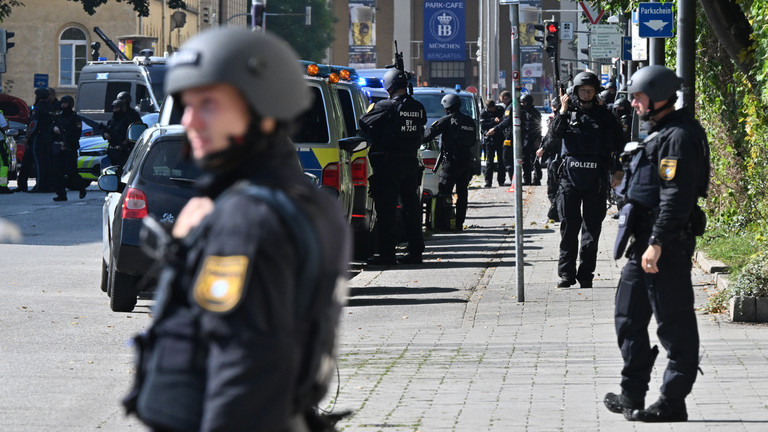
326, 175, 768, 431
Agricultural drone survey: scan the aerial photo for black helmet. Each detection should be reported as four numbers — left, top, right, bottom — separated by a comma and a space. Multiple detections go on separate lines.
166, 27, 310, 121
111, 99, 126, 111
34, 88, 49, 100
441, 93, 460, 110
573, 71, 601, 90
627, 65, 682, 102
520, 94, 533, 106
383, 68, 409, 94
117, 91, 132, 105
60, 95, 75, 106
599, 90, 614, 103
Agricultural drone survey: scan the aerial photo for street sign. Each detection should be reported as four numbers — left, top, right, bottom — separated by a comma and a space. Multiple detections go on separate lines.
521, 63, 542, 78
579, 2, 605, 25
637, 2, 674, 38
34, 73, 48, 89
521, 77, 536, 84
631, 12, 649, 60
589, 24, 622, 58
622, 36, 633, 61
561, 22, 574, 40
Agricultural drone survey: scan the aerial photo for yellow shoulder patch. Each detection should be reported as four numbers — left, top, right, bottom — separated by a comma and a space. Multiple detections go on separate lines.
193, 255, 249, 313
505, 109, 511, 116
366, 103, 375, 113
431, 120, 439, 127
659, 158, 677, 181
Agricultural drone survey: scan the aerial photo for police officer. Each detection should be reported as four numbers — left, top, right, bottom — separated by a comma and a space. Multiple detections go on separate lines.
28, 88, 55, 193
123, 28, 351, 432
360, 67, 427, 265
520, 94, 542, 185
423, 93, 477, 231
51, 95, 89, 201
484, 94, 514, 183
480, 100, 505, 187
540, 96, 562, 221
536, 71, 625, 288
117, 90, 142, 125
604, 65, 710, 423
103, 99, 131, 168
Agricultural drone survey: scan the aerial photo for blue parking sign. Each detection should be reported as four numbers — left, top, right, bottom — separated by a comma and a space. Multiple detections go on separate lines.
34, 74, 49, 89
637, 2, 674, 38
622, 36, 633, 61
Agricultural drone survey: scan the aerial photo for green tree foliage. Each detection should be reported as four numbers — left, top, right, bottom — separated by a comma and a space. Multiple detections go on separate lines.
262, 0, 335, 62
66, 0, 186, 17
0, 1, 23, 22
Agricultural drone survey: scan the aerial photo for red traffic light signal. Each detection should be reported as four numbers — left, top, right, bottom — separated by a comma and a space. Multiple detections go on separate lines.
546, 23, 558, 33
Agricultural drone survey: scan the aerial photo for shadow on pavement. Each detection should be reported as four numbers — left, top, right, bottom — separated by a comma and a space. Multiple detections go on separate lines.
349, 286, 459, 297
346, 297, 468, 307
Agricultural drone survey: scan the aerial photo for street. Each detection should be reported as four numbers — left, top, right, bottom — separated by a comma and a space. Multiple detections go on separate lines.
1, 178, 767, 431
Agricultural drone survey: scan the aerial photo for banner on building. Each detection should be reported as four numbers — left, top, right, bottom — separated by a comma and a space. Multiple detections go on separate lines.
349, 0, 376, 68
424, 2, 466, 61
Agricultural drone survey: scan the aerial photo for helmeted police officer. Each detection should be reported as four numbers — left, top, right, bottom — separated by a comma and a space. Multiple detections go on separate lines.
360, 67, 427, 265
122, 27, 351, 432
484, 93, 514, 183
480, 99, 505, 187
51, 95, 89, 201
117, 90, 142, 125
423, 93, 477, 231
604, 65, 710, 423
519, 94, 542, 185
537, 71, 625, 288
104, 99, 132, 168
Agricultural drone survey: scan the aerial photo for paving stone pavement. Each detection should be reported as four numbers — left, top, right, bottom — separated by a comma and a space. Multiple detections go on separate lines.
324, 175, 768, 431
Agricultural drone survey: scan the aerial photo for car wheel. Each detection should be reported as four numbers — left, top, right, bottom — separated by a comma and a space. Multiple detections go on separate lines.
100, 259, 108, 293
108, 255, 138, 312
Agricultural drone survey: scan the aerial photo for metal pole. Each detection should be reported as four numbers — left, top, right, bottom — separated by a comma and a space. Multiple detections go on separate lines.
677, 0, 695, 113
509, 3, 524, 303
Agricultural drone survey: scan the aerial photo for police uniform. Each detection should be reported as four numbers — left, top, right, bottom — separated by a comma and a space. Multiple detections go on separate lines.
613, 108, 709, 410
424, 108, 477, 230
52, 99, 89, 199
105, 103, 132, 168
29, 95, 55, 192
545, 100, 624, 286
360, 93, 427, 262
480, 106, 505, 187
493, 105, 515, 182
520, 103, 542, 185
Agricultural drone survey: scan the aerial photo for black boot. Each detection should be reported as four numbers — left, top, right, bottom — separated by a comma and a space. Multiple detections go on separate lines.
53, 194, 67, 202
631, 396, 687, 422
557, 277, 575, 288
604, 392, 645, 421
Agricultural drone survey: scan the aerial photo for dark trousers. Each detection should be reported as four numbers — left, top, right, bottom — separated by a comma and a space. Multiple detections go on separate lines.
614, 234, 699, 400
484, 141, 505, 186
16, 142, 36, 190
502, 142, 514, 180
557, 179, 607, 281
370, 156, 424, 259
439, 161, 473, 226
53, 149, 90, 196
522, 146, 540, 184
33, 137, 54, 192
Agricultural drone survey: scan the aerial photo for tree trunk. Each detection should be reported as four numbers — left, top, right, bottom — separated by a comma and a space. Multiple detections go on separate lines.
698, 0, 755, 75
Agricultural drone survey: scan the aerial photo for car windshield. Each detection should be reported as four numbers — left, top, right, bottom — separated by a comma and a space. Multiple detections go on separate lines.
412, 93, 476, 119
78, 81, 131, 113
140, 139, 201, 186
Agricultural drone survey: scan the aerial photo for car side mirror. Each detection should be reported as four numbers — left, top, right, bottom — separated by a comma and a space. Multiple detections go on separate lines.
139, 98, 153, 113
339, 136, 365, 154
98, 173, 120, 192
127, 123, 148, 143
5, 128, 18, 137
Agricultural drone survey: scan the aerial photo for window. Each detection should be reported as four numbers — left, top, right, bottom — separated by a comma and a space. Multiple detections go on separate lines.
429, 62, 465, 79
292, 86, 330, 144
59, 27, 88, 86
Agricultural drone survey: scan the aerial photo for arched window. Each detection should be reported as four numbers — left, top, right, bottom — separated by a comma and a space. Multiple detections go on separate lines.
59, 27, 88, 86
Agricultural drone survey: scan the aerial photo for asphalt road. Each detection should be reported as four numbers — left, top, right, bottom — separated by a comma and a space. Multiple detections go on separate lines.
1, 185, 150, 431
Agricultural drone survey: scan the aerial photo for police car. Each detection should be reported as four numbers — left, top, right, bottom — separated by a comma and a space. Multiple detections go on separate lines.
98, 123, 199, 312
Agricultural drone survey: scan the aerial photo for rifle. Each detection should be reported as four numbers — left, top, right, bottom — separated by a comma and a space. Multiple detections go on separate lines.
433, 141, 445, 173
386, 41, 413, 95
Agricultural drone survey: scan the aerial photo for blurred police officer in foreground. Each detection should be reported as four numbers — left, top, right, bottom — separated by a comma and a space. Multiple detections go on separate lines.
360, 67, 427, 265
122, 28, 351, 432
536, 71, 625, 288
605, 65, 710, 423
423, 93, 477, 231
519, 94, 542, 185
480, 100, 505, 187
51, 95, 89, 201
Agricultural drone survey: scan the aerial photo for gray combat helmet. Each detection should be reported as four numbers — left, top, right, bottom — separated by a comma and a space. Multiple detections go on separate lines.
166, 27, 310, 121
383, 68, 409, 94
627, 65, 682, 102
573, 71, 601, 90
441, 93, 460, 110
520, 94, 533, 106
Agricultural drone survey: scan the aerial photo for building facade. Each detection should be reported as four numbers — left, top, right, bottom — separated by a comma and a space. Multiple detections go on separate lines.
0, 0, 247, 105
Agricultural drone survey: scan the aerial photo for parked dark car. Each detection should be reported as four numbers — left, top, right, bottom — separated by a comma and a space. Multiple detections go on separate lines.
98, 123, 200, 312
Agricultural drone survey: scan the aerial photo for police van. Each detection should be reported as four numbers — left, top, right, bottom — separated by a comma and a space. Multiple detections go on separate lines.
76, 55, 167, 179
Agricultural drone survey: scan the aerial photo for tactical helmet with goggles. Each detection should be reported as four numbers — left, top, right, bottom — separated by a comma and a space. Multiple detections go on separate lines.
572, 71, 601, 106
441, 93, 460, 111
382, 68, 409, 94
166, 27, 310, 122
627, 65, 681, 103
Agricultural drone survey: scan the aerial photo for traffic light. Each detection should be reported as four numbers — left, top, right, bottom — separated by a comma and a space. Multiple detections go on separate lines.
0, 29, 15, 54
544, 21, 559, 60
202, 6, 210, 24
252, 1, 266, 28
